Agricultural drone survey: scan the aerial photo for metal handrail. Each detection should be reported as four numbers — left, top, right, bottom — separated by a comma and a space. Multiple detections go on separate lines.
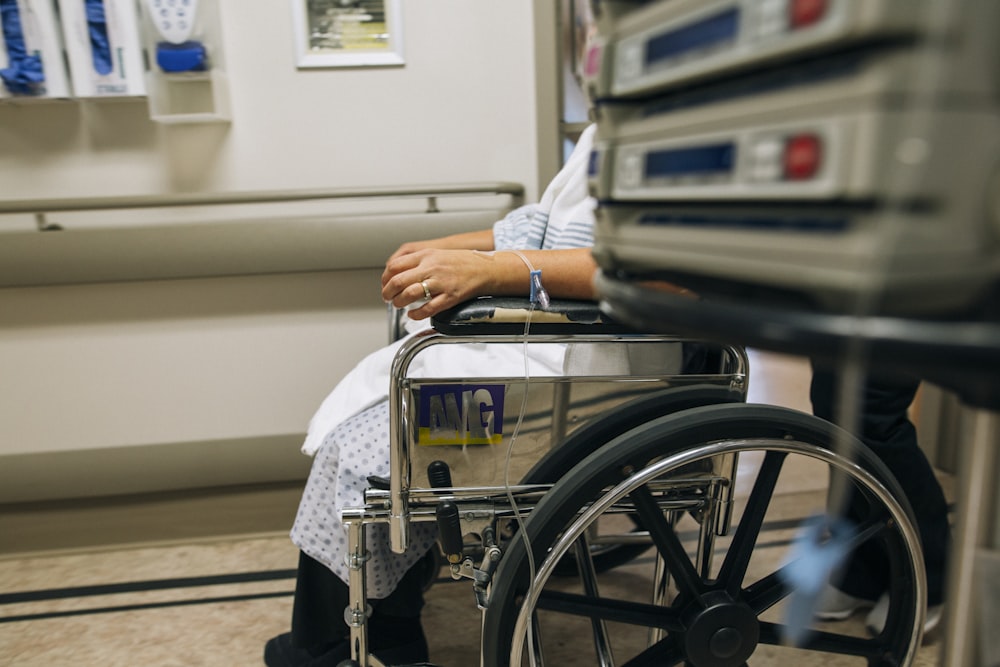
0, 181, 525, 216
0, 182, 526, 286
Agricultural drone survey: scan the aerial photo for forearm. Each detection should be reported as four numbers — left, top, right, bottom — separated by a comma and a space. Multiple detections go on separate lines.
430, 229, 496, 251
382, 247, 599, 319
480, 248, 598, 301
388, 228, 495, 265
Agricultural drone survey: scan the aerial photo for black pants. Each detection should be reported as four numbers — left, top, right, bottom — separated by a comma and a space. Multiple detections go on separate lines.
810, 366, 950, 606
290, 551, 427, 651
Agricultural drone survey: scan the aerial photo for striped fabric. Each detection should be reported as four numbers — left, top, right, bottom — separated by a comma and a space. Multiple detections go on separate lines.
493, 124, 597, 252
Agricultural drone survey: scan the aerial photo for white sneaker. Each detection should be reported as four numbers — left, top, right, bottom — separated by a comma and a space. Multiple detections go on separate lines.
864, 592, 944, 636
814, 585, 876, 621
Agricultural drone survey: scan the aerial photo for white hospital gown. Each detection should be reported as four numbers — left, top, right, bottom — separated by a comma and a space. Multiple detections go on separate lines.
291, 125, 597, 598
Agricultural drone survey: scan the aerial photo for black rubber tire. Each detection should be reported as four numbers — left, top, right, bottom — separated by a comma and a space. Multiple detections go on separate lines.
482, 403, 924, 667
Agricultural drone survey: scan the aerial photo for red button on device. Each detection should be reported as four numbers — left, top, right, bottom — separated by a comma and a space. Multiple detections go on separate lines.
783, 134, 822, 180
585, 43, 602, 77
790, 0, 828, 28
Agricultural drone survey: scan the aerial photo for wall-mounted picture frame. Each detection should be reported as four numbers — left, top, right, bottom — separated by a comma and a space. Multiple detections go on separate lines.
292, 0, 403, 68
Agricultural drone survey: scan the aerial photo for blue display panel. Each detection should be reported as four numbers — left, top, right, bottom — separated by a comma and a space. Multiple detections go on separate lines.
644, 142, 736, 178
644, 7, 741, 66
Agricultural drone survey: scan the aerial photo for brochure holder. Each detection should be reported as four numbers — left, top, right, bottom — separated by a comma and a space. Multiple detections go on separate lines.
138, 0, 229, 123
0, 0, 70, 99
58, 0, 145, 97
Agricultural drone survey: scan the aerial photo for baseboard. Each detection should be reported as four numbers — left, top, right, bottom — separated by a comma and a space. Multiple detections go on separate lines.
0, 434, 313, 504
0, 480, 306, 557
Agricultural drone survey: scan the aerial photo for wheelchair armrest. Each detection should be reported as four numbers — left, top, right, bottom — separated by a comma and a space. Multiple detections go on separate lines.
430, 296, 637, 335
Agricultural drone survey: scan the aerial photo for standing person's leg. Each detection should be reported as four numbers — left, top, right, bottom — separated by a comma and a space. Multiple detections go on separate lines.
810, 365, 950, 615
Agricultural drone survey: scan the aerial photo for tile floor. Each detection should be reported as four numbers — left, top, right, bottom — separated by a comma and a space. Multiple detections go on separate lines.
0, 351, 954, 666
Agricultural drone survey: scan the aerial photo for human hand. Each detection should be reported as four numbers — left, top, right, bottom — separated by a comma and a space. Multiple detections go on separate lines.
387, 228, 495, 265
386, 240, 438, 265
381, 248, 494, 320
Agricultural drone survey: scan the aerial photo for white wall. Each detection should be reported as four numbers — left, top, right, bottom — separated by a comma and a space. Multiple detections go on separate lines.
0, 1, 543, 199
0, 0, 551, 502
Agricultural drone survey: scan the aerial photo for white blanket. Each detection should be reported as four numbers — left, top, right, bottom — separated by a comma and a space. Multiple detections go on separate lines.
301, 319, 568, 455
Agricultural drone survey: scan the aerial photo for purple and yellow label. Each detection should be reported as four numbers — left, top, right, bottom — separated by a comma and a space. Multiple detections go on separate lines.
417, 384, 505, 446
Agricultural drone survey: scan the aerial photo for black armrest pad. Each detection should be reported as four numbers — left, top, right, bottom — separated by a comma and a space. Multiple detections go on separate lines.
431, 296, 637, 335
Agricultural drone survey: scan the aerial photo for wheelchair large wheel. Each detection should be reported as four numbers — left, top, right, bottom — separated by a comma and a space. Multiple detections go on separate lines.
482, 403, 925, 667
519, 384, 745, 577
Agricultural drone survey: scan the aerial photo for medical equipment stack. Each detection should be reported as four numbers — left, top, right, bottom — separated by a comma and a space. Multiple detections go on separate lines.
587, 4, 1000, 667
587, 0, 1000, 318
0, 0, 70, 99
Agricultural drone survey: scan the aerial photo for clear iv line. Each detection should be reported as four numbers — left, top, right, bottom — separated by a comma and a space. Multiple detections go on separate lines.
501, 300, 541, 666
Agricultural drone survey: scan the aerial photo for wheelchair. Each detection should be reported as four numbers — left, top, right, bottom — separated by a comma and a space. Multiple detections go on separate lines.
338, 297, 927, 667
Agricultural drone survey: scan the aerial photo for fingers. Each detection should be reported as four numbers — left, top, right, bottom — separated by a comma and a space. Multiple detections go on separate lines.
381, 263, 424, 304
380, 248, 483, 315
382, 260, 435, 308
381, 250, 421, 294
383, 280, 445, 320
403, 297, 440, 320
381, 248, 451, 303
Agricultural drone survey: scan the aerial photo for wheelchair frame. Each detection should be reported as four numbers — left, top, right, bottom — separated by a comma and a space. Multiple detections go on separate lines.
343, 298, 748, 665
337, 298, 926, 667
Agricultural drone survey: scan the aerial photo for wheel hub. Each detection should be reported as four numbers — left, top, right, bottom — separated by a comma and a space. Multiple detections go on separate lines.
683, 591, 759, 667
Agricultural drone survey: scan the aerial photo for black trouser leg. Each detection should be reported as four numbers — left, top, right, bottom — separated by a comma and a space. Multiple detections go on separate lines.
810, 365, 950, 606
290, 550, 428, 652
291, 551, 351, 651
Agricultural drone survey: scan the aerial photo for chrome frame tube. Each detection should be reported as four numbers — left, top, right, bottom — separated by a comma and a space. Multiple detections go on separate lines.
386, 330, 748, 553
343, 509, 385, 667
710, 452, 739, 537
941, 408, 999, 667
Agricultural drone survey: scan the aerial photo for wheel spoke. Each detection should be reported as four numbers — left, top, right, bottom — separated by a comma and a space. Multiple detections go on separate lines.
630, 483, 704, 601
619, 635, 686, 667
741, 512, 892, 614
758, 621, 884, 659
535, 589, 685, 632
717, 451, 786, 595
843, 513, 893, 550
742, 569, 789, 614
528, 611, 545, 667
573, 536, 614, 667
